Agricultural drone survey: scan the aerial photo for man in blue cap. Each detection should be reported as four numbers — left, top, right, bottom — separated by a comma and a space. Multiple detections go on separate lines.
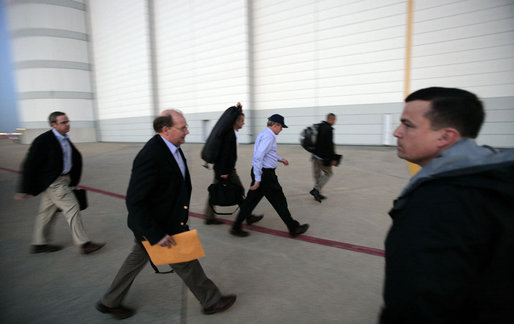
230, 114, 309, 237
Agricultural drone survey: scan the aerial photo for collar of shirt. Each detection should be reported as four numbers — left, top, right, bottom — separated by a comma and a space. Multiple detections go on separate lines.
52, 128, 68, 141
160, 135, 180, 155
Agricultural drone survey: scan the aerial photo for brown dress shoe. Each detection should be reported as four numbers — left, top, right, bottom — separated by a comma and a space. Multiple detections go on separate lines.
246, 214, 263, 225
230, 228, 249, 237
31, 244, 62, 253
290, 224, 309, 238
81, 241, 105, 254
203, 294, 237, 315
96, 301, 135, 319
205, 218, 224, 225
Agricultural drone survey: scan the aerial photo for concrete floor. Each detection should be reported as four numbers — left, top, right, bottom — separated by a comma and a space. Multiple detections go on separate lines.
0, 139, 411, 324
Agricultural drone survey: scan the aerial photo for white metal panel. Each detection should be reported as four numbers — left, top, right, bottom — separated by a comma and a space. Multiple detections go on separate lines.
12, 38, 90, 62
17, 69, 91, 92
154, 0, 250, 114
411, 0, 514, 99
253, 0, 407, 110
8, 3, 86, 32
18, 99, 95, 123
88, 0, 153, 120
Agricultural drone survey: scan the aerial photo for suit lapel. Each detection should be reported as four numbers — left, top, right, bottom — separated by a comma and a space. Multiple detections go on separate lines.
156, 135, 185, 181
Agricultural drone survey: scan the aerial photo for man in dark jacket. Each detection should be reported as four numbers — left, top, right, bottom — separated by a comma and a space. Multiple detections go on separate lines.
380, 87, 514, 323
309, 113, 339, 202
14, 111, 104, 254
203, 103, 262, 225
96, 110, 236, 320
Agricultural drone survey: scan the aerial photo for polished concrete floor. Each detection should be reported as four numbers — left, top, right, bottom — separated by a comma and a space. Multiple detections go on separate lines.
0, 139, 411, 323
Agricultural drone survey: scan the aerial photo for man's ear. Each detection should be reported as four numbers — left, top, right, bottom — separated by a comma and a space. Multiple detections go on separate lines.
438, 128, 460, 148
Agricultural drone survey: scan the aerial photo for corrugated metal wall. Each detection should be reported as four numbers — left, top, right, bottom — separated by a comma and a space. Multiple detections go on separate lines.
6, 0, 514, 147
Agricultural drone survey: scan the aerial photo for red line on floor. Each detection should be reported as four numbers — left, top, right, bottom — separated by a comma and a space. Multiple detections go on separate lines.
2, 167, 385, 257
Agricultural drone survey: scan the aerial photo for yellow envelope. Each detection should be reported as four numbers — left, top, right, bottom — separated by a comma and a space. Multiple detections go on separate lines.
141, 229, 205, 265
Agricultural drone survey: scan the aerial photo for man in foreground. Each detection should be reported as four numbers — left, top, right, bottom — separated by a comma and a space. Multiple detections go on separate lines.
381, 87, 514, 323
97, 110, 236, 319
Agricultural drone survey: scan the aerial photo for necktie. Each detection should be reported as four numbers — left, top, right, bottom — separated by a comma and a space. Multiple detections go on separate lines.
174, 149, 186, 178
62, 137, 72, 174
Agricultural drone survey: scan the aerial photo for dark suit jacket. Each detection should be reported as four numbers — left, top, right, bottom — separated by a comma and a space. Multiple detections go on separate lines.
213, 129, 237, 177
314, 121, 335, 161
19, 130, 82, 195
126, 135, 192, 245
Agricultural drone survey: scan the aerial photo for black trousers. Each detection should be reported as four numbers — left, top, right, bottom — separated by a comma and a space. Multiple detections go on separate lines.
233, 168, 299, 232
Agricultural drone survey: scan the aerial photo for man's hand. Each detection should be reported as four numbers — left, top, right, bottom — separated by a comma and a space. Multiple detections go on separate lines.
250, 181, 260, 191
332, 160, 338, 166
14, 193, 29, 200
157, 234, 176, 248
220, 174, 229, 179
280, 159, 289, 166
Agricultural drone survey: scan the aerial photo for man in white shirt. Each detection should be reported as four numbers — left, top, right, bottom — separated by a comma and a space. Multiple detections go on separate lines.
230, 114, 309, 238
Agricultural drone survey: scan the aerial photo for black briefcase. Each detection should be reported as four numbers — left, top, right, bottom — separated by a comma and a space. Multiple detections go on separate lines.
208, 180, 243, 215
73, 189, 88, 210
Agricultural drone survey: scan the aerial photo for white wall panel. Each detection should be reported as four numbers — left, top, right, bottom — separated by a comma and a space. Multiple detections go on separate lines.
17, 69, 91, 92
154, 0, 250, 115
252, 0, 407, 111
8, 3, 86, 31
18, 99, 94, 123
6, 0, 96, 143
12, 38, 90, 62
88, 0, 153, 123
410, 0, 514, 147
411, 0, 514, 99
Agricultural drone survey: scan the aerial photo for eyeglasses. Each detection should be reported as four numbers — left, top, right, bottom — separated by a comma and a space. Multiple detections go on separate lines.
53, 120, 70, 125
173, 126, 188, 132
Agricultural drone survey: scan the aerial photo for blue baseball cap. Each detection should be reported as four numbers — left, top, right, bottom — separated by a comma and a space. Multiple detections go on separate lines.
268, 114, 288, 128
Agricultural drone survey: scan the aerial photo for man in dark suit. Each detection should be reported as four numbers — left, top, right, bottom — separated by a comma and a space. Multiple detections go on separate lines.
96, 110, 236, 320
204, 103, 263, 225
14, 111, 104, 254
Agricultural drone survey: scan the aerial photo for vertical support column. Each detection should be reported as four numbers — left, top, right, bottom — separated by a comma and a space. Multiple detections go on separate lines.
147, 0, 160, 116
404, 0, 421, 175
245, 0, 255, 142
382, 114, 392, 145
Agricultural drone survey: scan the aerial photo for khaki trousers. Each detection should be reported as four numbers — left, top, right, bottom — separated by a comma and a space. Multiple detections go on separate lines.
312, 157, 333, 192
101, 242, 222, 308
32, 175, 89, 245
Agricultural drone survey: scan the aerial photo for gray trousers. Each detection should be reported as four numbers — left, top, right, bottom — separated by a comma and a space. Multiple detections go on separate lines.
312, 157, 333, 192
101, 242, 222, 308
204, 169, 244, 220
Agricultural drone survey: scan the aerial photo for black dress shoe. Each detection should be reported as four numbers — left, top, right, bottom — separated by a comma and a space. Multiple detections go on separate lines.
203, 294, 237, 315
230, 228, 249, 237
96, 301, 135, 319
246, 214, 263, 225
205, 218, 224, 225
290, 224, 309, 238
81, 241, 105, 254
31, 244, 62, 253
309, 189, 322, 203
